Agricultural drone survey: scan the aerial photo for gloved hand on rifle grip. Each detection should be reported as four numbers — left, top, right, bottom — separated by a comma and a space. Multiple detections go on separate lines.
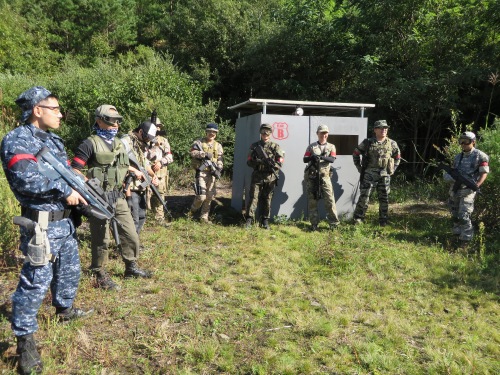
205, 152, 213, 160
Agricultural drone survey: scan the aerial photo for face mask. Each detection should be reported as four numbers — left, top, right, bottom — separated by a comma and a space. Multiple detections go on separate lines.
94, 124, 118, 140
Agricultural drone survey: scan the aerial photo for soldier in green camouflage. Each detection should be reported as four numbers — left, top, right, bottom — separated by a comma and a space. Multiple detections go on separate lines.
303, 124, 340, 231
352, 120, 401, 226
246, 123, 284, 230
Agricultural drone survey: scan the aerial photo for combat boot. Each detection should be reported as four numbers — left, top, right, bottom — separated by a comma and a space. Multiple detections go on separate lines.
94, 270, 120, 291
16, 334, 43, 375
56, 306, 94, 322
353, 218, 363, 225
261, 219, 270, 230
199, 217, 213, 225
245, 218, 253, 229
124, 261, 153, 279
310, 224, 319, 232
379, 219, 388, 227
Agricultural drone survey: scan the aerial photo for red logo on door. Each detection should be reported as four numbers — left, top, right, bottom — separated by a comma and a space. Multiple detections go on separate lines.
272, 122, 289, 140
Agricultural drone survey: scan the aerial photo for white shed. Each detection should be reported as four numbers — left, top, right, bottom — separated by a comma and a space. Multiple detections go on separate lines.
228, 98, 375, 221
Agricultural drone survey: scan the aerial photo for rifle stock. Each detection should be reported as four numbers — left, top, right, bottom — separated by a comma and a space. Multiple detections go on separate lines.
438, 163, 480, 193
193, 143, 222, 179
35, 146, 122, 244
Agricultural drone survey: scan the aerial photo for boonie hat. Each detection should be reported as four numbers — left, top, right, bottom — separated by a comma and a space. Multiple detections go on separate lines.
317, 124, 329, 133
95, 105, 123, 122
374, 120, 389, 128
206, 123, 219, 132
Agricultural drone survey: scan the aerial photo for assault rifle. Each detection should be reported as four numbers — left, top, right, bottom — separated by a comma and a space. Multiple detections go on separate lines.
438, 162, 480, 193
305, 155, 323, 200
253, 144, 279, 181
35, 146, 122, 245
193, 143, 222, 179
124, 145, 172, 218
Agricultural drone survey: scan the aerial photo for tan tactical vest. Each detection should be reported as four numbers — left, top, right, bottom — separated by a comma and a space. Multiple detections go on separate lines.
191, 140, 220, 170
86, 135, 130, 192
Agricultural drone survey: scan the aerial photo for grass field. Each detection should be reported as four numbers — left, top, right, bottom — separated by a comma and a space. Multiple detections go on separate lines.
0, 191, 498, 374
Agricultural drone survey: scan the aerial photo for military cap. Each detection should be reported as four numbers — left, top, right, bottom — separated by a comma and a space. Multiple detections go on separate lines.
206, 123, 219, 132
260, 123, 272, 132
15, 86, 52, 123
459, 131, 476, 142
95, 105, 123, 122
317, 124, 329, 133
374, 120, 390, 128
138, 121, 157, 141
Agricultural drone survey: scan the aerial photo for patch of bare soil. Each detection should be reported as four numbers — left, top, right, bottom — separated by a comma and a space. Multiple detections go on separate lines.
391, 200, 449, 217
164, 180, 240, 223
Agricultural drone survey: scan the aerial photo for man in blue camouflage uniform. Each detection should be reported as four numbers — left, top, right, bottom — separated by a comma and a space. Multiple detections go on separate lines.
443, 131, 489, 246
1, 86, 93, 375
246, 123, 284, 230
353, 120, 401, 226
303, 124, 340, 231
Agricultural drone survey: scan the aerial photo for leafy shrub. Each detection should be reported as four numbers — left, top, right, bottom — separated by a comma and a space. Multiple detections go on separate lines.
0, 47, 235, 185
0, 106, 20, 265
438, 120, 500, 233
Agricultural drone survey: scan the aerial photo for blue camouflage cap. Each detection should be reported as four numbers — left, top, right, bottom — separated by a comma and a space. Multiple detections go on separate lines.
15, 86, 52, 123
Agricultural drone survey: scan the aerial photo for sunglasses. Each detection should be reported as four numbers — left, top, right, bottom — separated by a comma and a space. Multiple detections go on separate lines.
260, 130, 271, 135
459, 140, 472, 145
100, 115, 122, 126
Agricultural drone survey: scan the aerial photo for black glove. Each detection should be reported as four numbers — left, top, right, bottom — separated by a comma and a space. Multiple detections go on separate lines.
205, 152, 213, 160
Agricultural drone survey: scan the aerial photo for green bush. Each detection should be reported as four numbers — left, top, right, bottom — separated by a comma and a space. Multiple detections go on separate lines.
473, 122, 500, 230
438, 120, 500, 233
0, 108, 20, 265
0, 46, 235, 185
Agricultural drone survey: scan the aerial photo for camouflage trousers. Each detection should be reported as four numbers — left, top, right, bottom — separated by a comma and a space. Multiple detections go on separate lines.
149, 168, 169, 220
247, 173, 277, 221
89, 197, 140, 272
12, 218, 80, 336
354, 170, 390, 221
191, 171, 217, 220
307, 174, 340, 226
448, 188, 476, 241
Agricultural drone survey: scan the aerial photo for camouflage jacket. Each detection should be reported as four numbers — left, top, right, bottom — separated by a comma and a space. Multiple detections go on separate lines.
1, 124, 72, 212
247, 140, 284, 176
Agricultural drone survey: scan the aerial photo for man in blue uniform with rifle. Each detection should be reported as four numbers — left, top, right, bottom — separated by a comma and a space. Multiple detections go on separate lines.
1, 86, 93, 375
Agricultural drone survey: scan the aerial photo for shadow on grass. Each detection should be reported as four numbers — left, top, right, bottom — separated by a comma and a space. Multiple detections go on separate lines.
389, 202, 499, 295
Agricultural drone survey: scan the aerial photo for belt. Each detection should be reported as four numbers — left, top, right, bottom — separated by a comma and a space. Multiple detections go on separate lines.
21, 207, 72, 222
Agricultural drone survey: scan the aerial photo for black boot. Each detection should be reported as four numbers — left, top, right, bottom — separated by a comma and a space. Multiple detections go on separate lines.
56, 306, 94, 322
93, 270, 120, 291
16, 334, 43, 375
261, 219, 270, 230
124, 261, 153, 279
